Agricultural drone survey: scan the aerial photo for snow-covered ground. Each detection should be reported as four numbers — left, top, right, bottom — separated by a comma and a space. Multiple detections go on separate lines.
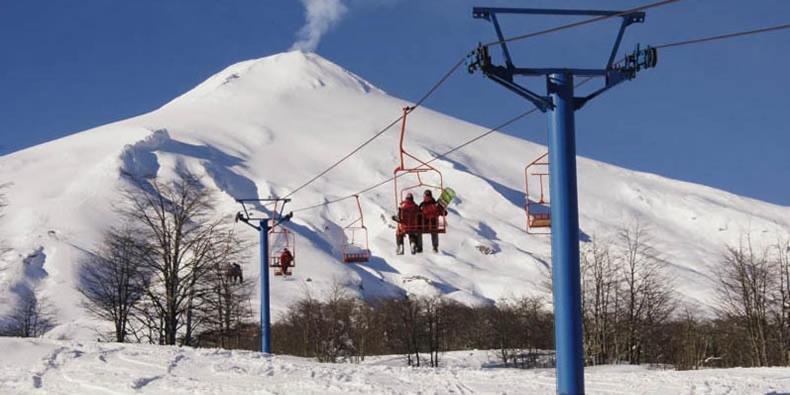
0, 51, 788, 339
0, 337, 787, 394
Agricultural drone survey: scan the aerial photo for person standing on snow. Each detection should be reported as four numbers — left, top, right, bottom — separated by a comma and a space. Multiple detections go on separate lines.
419, 189, 445, 253
394, 192, 420, 255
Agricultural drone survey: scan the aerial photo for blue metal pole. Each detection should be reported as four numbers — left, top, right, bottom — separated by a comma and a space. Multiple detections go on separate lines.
547, 72, 584, 395
260, 219, 272, 354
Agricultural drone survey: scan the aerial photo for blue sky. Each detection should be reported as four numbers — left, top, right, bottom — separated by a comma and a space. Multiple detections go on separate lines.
1, 0, 788, 205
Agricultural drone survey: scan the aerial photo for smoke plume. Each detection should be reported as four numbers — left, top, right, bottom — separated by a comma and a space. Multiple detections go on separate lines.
290, 0, 348, 52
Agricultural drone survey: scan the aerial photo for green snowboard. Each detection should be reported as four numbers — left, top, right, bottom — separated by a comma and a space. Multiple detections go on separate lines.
438, 187, 456, 209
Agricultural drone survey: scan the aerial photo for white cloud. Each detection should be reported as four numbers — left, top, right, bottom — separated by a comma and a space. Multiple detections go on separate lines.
290, 0, 348, 52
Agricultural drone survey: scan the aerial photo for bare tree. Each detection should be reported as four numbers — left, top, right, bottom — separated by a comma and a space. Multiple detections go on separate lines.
401, 296, 423, 366
270, 284, 360, 360
487, 301, 519, 366
716, 235, 772, 366
1, 287, 57, 337
196, 231, 254, 349
121, 171, 226, 345
615, 221, 674, 364
348, 298, 380, 362
78, 226, 149, 342
667, 307, 714, 370
581, 237, 617, 365
513, 296, 554, 368
422, 297, 443, 367
317, 285, 356, 362
775, 236, 790, 365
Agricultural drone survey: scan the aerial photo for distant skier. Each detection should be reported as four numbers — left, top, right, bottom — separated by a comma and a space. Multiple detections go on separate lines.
419, 190, 445, 253
394, 193, 420, 255
279, 248, 294, 276
226, 263, 243, 283
233, 263, 243, 283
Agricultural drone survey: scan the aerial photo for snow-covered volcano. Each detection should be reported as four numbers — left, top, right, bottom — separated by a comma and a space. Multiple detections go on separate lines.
1, 51, 787, 338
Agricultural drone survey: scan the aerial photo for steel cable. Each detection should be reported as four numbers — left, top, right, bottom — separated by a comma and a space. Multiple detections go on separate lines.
291, 77, 596, 213
654, 23, 790, 49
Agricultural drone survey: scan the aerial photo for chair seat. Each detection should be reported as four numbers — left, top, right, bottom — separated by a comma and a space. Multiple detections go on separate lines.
343, 253, 370, 263
400, 224, 447, 234
529, 214, 551, 228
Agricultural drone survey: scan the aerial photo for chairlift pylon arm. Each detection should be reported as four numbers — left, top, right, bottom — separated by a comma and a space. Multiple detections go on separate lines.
233, 198, 292, 231
469, 7, 656, 111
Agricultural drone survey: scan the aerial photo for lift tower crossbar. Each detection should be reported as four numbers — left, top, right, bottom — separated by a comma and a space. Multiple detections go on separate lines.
469, 7, 657, 395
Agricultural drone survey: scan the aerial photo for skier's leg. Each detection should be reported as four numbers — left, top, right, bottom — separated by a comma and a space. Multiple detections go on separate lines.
431, 233, 439, 252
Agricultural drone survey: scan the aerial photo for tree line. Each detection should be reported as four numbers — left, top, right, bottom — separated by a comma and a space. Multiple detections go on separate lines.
577, 223, 789, 369
269, 222, 790, 370
270, 287, 553, 367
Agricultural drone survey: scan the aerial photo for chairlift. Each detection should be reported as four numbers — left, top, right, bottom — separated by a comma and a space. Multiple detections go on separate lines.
341, 195, 371, 263
525, 152, 551, 234
269, 200, 296, 276
393, 106, 447, 235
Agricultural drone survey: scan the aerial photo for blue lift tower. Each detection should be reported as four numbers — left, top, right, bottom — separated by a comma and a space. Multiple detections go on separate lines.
468, 7, 657, 395
235, 198, 292, 354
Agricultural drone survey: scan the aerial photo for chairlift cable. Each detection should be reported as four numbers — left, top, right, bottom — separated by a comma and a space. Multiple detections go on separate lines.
654, 23, 790, 49
292, 108, 534, 212
281, 0, 653, 201
291, 77, 595, 213
281, 7, 790, 212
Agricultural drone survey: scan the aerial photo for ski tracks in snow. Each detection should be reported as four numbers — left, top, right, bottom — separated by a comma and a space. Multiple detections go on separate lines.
2, 338, 790, 394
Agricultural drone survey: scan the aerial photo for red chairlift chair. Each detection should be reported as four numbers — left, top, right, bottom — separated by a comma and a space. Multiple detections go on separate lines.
341, 195, 371, 263
393, 106, 447, 235
525, 152, 551, 234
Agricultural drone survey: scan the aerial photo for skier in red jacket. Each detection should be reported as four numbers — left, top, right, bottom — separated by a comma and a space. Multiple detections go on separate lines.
419, 190, 445, 253
395, 193, 420, 255
279, 248, 294, 275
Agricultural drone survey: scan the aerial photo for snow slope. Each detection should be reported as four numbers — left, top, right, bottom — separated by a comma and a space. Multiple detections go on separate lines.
1, 337, 788, 394
0, 51, 788, 338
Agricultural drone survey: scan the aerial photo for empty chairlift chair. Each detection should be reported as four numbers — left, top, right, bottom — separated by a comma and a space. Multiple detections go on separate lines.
341, 195, 371, 263
525, 152, 551, 234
